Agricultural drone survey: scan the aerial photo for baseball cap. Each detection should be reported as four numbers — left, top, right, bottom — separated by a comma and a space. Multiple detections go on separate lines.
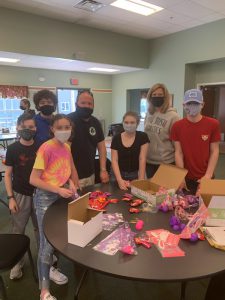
183, 89, 203, 104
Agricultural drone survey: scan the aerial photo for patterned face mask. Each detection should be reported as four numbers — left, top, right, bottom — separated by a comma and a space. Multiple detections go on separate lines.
183, 103, 202, 116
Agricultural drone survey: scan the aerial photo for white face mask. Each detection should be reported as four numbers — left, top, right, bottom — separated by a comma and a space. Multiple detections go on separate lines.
123, 123, 137, 133
54, 130, 71, 143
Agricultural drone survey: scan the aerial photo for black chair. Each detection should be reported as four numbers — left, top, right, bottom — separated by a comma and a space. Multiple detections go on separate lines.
108, 123, 124, 136
0, 199, 37, 300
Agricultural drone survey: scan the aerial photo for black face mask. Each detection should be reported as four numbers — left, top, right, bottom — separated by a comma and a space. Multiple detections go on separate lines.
76, 106, 93, 119
39, 105, 55, 116
18, 129, 36, 141
151, 96, 164, 107
20, 105, 26, 110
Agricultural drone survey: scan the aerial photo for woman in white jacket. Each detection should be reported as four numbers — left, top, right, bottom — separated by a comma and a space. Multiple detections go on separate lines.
144, 83, 179, 178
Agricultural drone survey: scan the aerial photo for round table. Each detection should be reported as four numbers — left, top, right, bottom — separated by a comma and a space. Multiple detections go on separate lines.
43, 183, 225, 299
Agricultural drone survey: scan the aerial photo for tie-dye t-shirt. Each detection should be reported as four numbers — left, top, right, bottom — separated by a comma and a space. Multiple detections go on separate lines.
33, 139, 71, 187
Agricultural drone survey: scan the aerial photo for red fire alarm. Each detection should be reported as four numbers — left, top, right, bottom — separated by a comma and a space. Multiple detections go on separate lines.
70, 78, 79, 85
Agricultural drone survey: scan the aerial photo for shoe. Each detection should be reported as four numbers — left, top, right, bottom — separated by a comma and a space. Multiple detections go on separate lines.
49, 266, 68, 285
40, 292, 57, 300
10, 264, 23, 280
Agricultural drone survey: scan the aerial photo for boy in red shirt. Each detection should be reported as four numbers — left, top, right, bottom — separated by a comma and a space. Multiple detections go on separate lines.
170, 89, 220, 194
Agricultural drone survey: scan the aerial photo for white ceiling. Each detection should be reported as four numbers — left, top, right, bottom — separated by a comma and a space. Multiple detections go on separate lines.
1, 0, 225, 73
1, 0, 225, 39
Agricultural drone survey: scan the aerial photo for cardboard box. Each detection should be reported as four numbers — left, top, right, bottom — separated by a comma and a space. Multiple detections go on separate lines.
68, 192, 103, 247
200, 179, 225, 226
200, 179, 225, 207
131, 164, 187, 206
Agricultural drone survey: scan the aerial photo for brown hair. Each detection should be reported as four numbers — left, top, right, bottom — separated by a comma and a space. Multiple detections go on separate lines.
122, 111, 140, 125
50, 114, 74, 140
147, 83, 170, 114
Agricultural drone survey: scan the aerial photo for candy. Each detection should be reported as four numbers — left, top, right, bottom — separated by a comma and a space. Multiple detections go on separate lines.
134, 237, 151, 249
130, 199, 144, 207
190, 233, 198, 242
120, 245, 137, 255
135, 220, 144, 231
129, 208, 141, 213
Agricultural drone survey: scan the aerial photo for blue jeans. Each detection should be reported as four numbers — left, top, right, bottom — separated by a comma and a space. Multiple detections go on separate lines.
34, 188, 59, 290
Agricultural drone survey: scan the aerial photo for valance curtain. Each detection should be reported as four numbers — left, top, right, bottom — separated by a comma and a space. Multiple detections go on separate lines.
0, 85, 28, 98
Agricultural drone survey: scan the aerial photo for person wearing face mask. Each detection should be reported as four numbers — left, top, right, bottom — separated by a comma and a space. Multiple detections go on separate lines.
111, 111, 149, 190
170, 89, 221, 194
20, 97, 36, 116
4, 114, 39, 280
33, 89, 57, 148
30, 114, 79, 300
144, 83, 179, 178
68, 90, 109, 188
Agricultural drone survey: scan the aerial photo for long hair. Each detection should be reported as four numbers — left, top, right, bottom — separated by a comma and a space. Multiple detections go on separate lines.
147, 83, 170, 114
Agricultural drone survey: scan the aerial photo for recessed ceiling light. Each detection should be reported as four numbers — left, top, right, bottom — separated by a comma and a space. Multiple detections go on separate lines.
0, 57, 20, 63
110, 0, 163, 16
88, 67, 119, 72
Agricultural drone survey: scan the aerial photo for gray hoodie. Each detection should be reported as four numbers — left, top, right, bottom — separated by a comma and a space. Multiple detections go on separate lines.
144, 108, 179, 164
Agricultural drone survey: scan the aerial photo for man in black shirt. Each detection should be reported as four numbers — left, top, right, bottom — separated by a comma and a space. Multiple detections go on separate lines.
4, 114, 38, 280
68, 90, 109, 188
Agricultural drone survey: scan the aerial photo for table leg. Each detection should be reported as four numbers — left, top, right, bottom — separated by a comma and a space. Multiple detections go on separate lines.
74, 264, 88, 300
180, 281, 186, 300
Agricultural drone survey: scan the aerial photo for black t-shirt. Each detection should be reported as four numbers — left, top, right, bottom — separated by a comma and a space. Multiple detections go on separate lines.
111, 131, 149, 172
5, 141, 38, 196
68, 112, 104, 179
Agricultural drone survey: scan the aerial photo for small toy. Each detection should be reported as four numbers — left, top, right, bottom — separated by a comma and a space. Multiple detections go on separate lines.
134, 236, 151, 249
120, 245, 137, 255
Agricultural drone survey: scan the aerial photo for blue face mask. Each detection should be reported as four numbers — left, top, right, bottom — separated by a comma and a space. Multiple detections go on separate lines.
123, 123, 137, 133
184, 103, 202, 116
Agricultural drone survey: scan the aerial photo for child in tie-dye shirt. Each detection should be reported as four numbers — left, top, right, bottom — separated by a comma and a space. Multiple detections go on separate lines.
30, 114, 79, 300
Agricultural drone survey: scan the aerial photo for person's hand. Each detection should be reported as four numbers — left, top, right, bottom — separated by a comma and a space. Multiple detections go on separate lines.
118, 179, 129, 190
100, 170, 109, 183
9, 198, 19, 213
178, 180, 189, 191
58, 187, 73, 198
68, 180, 78, 194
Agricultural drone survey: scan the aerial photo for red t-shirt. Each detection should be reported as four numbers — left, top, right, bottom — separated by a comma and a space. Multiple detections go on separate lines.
170, 116, 220, 180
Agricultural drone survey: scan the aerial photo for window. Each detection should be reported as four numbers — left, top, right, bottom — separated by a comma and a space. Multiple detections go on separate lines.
140, 97, 148, 119
57, 89, 78, 114
0, 97, 22, 132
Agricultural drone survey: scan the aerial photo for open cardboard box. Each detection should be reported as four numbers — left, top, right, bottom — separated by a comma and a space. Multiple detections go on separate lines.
131, 164, 187, 206
200, 179, 225, 226
68, 192, 103, 247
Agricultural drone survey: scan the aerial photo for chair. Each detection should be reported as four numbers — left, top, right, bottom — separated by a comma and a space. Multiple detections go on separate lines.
0, 198, 37, 300
108, 123, 124, 136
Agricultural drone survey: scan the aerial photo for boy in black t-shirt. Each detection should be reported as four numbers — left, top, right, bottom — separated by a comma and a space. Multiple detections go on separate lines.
4, 114, 38, 280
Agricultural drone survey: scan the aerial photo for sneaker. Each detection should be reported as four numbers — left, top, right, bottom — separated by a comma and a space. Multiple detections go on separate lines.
49, 266, 68, 285
40, 292, 57, 300
10, 264, 23, 280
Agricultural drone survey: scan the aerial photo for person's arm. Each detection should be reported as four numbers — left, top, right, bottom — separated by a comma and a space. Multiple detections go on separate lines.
174, 141, 184, 168
111, 149, 128, 190
201, 142, 219, 180
138, 143, 149, 180
30, 169, 73, 198
4, 166, 18, 213
68, 153, 79, 193
97, 140, 109, 183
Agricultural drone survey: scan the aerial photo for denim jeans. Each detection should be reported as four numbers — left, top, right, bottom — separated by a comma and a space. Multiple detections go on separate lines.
34, 188, 59, 290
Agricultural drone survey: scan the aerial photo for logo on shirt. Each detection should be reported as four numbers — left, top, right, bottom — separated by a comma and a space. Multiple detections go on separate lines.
201, 135, 209, 141
89, 127, 96, 136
